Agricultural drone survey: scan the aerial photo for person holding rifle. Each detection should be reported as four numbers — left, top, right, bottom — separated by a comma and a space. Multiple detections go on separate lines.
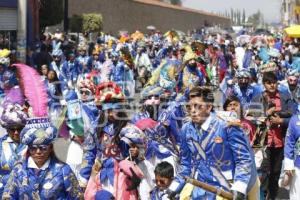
167, 86, 259, 200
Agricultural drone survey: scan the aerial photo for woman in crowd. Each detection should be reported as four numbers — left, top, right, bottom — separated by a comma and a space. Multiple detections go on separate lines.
2, 117, 83, 199
0, 103, 28, 196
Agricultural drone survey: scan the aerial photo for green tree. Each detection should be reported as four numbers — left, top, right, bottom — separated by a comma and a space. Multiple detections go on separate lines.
237, 9, 241, 25
170, 0, 182, 5
242, 9, 246, 24
247, 10, 263, 27
234, 10, 238, 25
82, 13, 103, 33
230, 8, 234, 24
39, 0, 64, 31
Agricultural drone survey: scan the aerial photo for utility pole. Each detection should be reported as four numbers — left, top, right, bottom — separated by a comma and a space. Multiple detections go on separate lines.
64, 0, 69, 33
17, 0, 27, 63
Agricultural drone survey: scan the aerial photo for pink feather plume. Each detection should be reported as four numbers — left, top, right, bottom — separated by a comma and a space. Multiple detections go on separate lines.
12, 63, 48, 117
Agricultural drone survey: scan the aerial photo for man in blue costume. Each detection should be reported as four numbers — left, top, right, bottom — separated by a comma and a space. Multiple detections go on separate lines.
61, 52, 80, 90
168, 86, 259, 200
222, 69, 262, 109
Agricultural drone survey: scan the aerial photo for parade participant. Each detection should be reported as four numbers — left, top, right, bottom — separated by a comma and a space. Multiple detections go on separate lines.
92, 51, 116, 84
177, 47, 204, 93
157, 89, 190, 144
39, 64, 49, 81
217, 44, 230, 83
77, 43, 90, 74
145, 57, 177, 96
169, 86, 259, 199
50, 43, 64, 77
77, 78, 96, 103
119, 124, 155, 200
2, 63, 83, 199
45, 70, 63, 115
74, 78, 99, 136
110, 49, 135, 97
83, 84, 148, 200
132, 86, 163, 123
0, 49, 11, 98
223, 68, 262, 108
224, 95, 268, 199
282, 110, 300, 199
0, 103, 28, 196
279, 69, 300, 112
63, 86, 98, 179
253, 72, 293, 199
135, 118, 178, 176
150, 161, 175, 200
79, 82, 128, 189
2, 117, 83, 199
223, 95, 256, 144
134, 41, 152, 88
87, 47, 102, 72
61, 52, 80, 90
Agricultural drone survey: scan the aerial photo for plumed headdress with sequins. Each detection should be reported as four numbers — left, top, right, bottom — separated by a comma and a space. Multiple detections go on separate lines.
119, 124, 146, 148
0, 103, 28, 129
95, 81, 124, 110
77, 78, 96, 95
12, 63, 57, 145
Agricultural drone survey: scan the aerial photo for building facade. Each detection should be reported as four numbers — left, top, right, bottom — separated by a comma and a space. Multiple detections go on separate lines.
281, 0, 300, 25
69, 0, 230, 34
0, 0, 39, 50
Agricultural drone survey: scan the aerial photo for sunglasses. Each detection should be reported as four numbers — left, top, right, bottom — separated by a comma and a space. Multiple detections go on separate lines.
80, 90, 91, 95
7, 127, 23, 133
28, 145, 50, 152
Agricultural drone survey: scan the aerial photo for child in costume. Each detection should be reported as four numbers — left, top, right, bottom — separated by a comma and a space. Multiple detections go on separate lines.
150, 161, 176, 200
119, 123, 156, 200
135, 118, 179, 174
79, 82, 133, 193
85, 124, 146, 200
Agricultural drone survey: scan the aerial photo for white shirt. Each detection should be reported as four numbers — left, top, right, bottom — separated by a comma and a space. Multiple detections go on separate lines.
28, 156, 50, 170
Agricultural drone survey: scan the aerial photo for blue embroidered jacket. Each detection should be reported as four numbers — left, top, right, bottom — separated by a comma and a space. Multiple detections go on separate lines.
284, 114, 300, 169
172, 112, 257, 199
0, 135, 27, 196
2, 158, 83, 199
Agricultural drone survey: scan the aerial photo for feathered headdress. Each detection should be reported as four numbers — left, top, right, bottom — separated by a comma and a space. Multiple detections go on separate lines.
120, 47, 134, 69
12, 63, 58, 145
95, 81, 124, 109
2, 86, 25, 107
12, 63, 48, 117
52, 40, 63, 56
183, 45, 197, 64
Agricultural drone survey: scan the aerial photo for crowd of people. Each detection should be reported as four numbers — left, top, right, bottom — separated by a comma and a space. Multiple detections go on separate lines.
0, 27, 299, 200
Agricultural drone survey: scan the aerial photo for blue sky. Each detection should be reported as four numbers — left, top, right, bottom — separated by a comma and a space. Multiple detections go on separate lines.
182, 0, 282, 23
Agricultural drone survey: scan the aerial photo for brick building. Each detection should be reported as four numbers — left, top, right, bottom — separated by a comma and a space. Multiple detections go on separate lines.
69, 0, 231, 34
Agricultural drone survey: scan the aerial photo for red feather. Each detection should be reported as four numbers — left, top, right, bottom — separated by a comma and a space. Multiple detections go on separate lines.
12, 63, 48, 117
